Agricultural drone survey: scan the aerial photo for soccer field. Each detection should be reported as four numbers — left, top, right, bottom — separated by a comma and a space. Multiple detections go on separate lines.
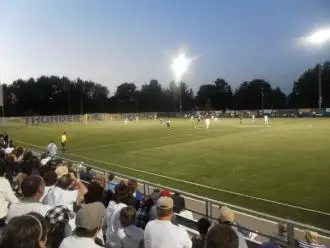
5, 118, 330, 229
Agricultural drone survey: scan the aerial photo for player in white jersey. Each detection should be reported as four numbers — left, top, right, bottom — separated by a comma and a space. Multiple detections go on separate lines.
252, 114, 255, 123
205, 118, 210, 129
264, 115, 269, 125
124, 118, 128, 124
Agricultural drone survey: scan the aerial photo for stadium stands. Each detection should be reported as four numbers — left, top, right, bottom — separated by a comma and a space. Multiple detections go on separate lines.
0, 135, 329, 248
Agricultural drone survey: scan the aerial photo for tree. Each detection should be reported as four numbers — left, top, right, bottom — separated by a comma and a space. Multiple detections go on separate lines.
139, 80, 163, 111
196, 78, 233, 110
234, 79, 274, 110
114, 83, 139, 113
289, 61, 330, 108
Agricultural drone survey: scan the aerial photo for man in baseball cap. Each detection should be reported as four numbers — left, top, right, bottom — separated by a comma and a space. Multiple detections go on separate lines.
59, 202, 105, 248
144, 197, 192, 248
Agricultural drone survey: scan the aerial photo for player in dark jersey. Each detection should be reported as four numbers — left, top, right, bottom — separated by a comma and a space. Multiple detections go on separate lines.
239, 114, 243, 124
166, 119, 171, 128
196, 115, 201, 128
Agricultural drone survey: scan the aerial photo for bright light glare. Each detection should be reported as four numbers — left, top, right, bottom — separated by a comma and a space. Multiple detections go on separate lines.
171, 54, 191, 82
306, 28, 330, 45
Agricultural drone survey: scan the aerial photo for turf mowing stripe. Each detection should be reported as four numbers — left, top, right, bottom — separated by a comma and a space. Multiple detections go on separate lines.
70, 128, 227, 152
14, 139, 330, 217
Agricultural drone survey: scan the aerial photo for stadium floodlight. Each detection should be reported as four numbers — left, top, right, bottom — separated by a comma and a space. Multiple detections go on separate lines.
171, 53, 191, 83
305, 28, 330, 45
299, 27, 330, 112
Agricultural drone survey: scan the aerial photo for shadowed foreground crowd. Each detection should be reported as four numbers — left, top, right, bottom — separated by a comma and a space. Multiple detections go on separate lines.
0, 134, 327, 248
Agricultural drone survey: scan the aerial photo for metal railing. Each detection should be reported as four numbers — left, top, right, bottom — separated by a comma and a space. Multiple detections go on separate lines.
31, 149, 330, 247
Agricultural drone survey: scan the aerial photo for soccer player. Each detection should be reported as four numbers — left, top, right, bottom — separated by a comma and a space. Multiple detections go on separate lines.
205, 118, 210, 129
166, 119, 171, 129
124, 118, 128, 124
252, 114, 255, 123
239, 114, 243, 124
196, 115, 201, 128
61, 132, 67, 153
264, 115, 269, 125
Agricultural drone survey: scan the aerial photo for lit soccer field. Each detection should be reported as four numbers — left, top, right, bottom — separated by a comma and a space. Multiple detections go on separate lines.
5, 118, 330, 229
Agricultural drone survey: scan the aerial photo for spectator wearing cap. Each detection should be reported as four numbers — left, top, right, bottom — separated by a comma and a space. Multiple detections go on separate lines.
297, 231, 326, 248
45, 206, 74, 248
115, 206, 144, 248
44, 172, 88, 211
144, 196, 192, 248
0, 212, 48, 248
217, 206, 248, 248
0, 158, 18, 226
102, 182, 129, 248
192, 218, 210, 248
7, 175, 52, 222
59, 202, 106, 248
206, 224, 239, 248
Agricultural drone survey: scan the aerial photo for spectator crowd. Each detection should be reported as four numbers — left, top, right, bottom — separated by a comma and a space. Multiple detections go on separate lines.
0, 134, 327, 248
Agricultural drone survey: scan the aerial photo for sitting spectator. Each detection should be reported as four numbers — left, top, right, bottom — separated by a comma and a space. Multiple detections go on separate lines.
116, 206, 144, 248
80, 166, 96, 182
263, 222, 287, 247
84, 182, 105, 204
40, 171, 58, 202
206, 224, 239, 248
59, 202, 106, 248
144, 196, 192, 248
127, 179, 143, 201
45, 206, 74, 248
297, 231, 326, 248
0, 212, 48, 248
192, 218, 210, 248
102, 182, 129, 247
7, 175, 52, 222
135, 193, 157, 229
217, 206, 248, 248
107, 173, 117, 193
172, 192, 194, 220
44, 173, 88, 211
0, 159, 18, 227
5, 154, 22, 183
13, 146, 25, 164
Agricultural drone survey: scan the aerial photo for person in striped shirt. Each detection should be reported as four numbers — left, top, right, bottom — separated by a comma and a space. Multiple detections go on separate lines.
297, 231, 326, 248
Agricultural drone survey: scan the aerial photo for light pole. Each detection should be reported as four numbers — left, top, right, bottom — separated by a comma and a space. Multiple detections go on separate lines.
304, 28, 330, 112
171, 53, 191, 112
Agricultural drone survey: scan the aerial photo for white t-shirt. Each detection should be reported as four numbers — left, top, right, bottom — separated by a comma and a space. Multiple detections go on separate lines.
44, 186, 78, 211
7, 199, 52, 222
117, 225, 144, 248
59, 236, 101, 248
101, 201, 127, 248
47, 143, 58, 157
39, 185, 55, 203
0, 177, 18, 219
144, 219, 192, 248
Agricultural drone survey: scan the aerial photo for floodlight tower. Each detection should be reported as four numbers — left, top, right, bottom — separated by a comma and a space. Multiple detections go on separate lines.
305, 28, 330, 112
171, 53, 191, 112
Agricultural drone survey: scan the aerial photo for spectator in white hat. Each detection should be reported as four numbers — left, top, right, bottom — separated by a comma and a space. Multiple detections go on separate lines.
59, 202, 106, 248
144, 196, 192, 248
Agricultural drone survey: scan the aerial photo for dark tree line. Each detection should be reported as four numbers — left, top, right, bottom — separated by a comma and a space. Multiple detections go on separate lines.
1, 61, 329, 116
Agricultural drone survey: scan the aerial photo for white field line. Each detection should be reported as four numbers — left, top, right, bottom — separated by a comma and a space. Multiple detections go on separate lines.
14, 139, 330, 217
71, 128, 227, 152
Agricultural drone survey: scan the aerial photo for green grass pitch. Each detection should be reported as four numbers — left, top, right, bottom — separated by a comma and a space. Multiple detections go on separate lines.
5, 118, 330, 229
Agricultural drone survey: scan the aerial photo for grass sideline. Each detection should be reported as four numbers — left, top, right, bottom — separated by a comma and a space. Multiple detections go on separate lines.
4, 118, 330, 229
